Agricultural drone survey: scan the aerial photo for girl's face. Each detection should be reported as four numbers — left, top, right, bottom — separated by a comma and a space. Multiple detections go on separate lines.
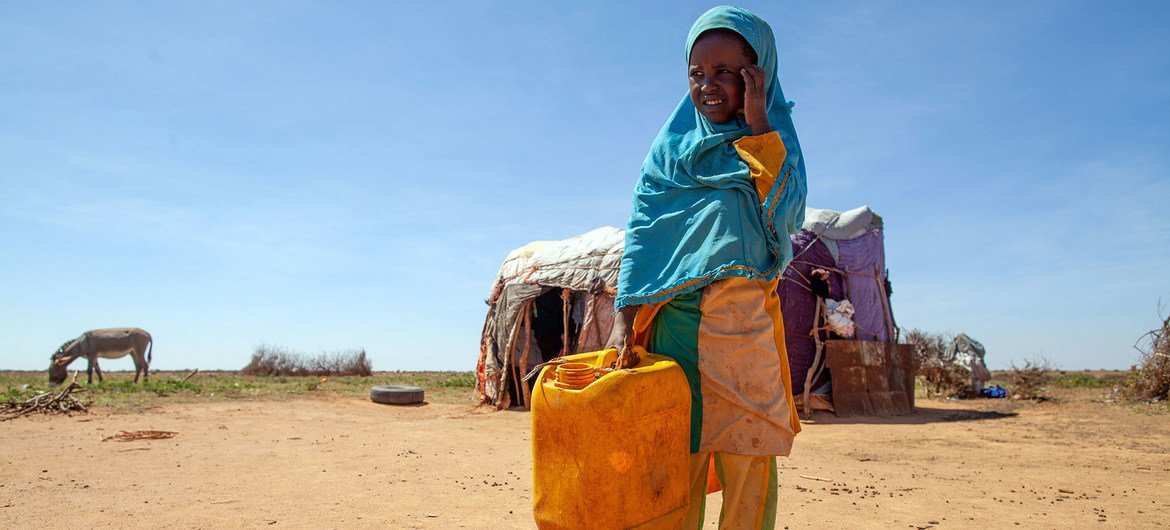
688, 32, 754, 125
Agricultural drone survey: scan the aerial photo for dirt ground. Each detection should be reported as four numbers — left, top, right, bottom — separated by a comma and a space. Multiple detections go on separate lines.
3, 389, 1168, 529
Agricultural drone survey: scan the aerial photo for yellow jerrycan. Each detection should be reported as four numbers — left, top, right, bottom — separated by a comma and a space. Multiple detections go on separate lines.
530, 346, 690, 529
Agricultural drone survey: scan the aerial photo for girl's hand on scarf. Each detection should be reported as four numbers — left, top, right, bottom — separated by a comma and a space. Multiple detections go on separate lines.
740, 65, 771, 136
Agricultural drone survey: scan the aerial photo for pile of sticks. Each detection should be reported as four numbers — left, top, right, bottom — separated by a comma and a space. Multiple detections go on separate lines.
0, 373, 90, 421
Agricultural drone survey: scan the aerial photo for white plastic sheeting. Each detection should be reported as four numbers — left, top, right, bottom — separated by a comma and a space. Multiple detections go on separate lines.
490, 226, 624, 297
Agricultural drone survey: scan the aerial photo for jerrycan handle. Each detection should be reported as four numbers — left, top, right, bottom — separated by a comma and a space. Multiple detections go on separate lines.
597, 347, 618, 366
608, 345, 649, 369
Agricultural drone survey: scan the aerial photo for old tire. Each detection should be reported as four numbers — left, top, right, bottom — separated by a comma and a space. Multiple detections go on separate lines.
370, 385, 424, 405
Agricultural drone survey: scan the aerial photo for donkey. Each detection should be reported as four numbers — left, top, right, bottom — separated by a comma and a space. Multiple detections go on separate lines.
49, 328, 153, 385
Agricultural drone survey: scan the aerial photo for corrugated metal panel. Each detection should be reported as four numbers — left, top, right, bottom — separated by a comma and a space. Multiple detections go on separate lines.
825, 340, 915, 417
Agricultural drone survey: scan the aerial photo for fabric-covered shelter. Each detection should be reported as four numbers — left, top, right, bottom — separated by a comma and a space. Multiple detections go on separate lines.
476, 227, 623, 409
779, 205, 913, 416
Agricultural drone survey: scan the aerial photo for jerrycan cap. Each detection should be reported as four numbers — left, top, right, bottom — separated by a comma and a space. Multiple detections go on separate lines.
554, 362, 598, 390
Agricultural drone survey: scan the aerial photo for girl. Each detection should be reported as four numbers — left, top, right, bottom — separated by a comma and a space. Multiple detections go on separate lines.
606, 6, 807, 529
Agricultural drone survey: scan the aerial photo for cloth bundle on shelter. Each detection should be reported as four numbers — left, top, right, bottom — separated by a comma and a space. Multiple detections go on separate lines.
476, 227, 623, 409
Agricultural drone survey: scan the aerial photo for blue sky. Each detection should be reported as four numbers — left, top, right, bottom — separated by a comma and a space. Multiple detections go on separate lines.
2, 1, 1167, 372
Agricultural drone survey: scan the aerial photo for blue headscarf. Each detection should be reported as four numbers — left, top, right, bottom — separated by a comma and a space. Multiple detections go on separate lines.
615, 6, 807, 308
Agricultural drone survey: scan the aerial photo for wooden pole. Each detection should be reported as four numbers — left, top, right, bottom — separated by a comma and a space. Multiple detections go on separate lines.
518, 310, 534, 409
561, 288, 572, 355
803, 299, 824, 416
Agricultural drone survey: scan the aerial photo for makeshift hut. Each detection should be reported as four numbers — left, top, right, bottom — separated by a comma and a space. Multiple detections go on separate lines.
477, 206, 913, 415
476, 226, 623, 409
779, 205, 913, 416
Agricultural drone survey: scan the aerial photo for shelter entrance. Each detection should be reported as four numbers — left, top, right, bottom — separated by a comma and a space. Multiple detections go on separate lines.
505, 288, 585, 409
503, 286, 594, 409
531, 288, 581, 364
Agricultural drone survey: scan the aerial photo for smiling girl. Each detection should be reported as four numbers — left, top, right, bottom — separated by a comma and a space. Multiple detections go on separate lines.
606, 6, 807, 529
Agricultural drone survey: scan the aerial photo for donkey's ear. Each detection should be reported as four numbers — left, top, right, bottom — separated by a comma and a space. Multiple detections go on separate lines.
52, 357, 71, 366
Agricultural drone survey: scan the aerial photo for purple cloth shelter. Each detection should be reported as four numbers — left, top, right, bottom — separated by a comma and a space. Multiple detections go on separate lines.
779, 206, 893, 395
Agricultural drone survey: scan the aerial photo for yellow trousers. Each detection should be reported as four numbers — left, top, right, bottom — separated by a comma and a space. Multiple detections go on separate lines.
685, 453, 778, 530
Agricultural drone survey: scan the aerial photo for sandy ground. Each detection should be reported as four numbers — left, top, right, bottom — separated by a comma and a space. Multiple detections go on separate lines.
2, 391, 1168, 529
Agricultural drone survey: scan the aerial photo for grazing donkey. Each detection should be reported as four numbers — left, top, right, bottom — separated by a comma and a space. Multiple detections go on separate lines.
49, 328, 153, 385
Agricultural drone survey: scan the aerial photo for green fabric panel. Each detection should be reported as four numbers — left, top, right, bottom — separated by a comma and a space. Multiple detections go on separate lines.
649, 289, 704, 452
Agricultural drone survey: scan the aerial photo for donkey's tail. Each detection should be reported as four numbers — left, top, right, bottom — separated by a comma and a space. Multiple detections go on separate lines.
146, 334, 153, 364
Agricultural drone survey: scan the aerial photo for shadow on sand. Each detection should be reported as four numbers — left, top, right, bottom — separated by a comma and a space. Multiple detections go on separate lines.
803, 404, 1019, 426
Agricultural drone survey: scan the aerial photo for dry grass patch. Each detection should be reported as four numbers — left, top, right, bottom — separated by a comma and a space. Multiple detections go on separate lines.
0, 370, 478, 414
241, 343, 372, 377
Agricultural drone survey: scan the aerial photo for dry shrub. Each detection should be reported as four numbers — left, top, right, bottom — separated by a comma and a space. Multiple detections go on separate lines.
904, 329, 972, 398
1121, 316, 1170, 403
241, 343, 373, 377
904, 329, 948, 371
919, 361, 974, 398
1008, 358, 1052, 399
